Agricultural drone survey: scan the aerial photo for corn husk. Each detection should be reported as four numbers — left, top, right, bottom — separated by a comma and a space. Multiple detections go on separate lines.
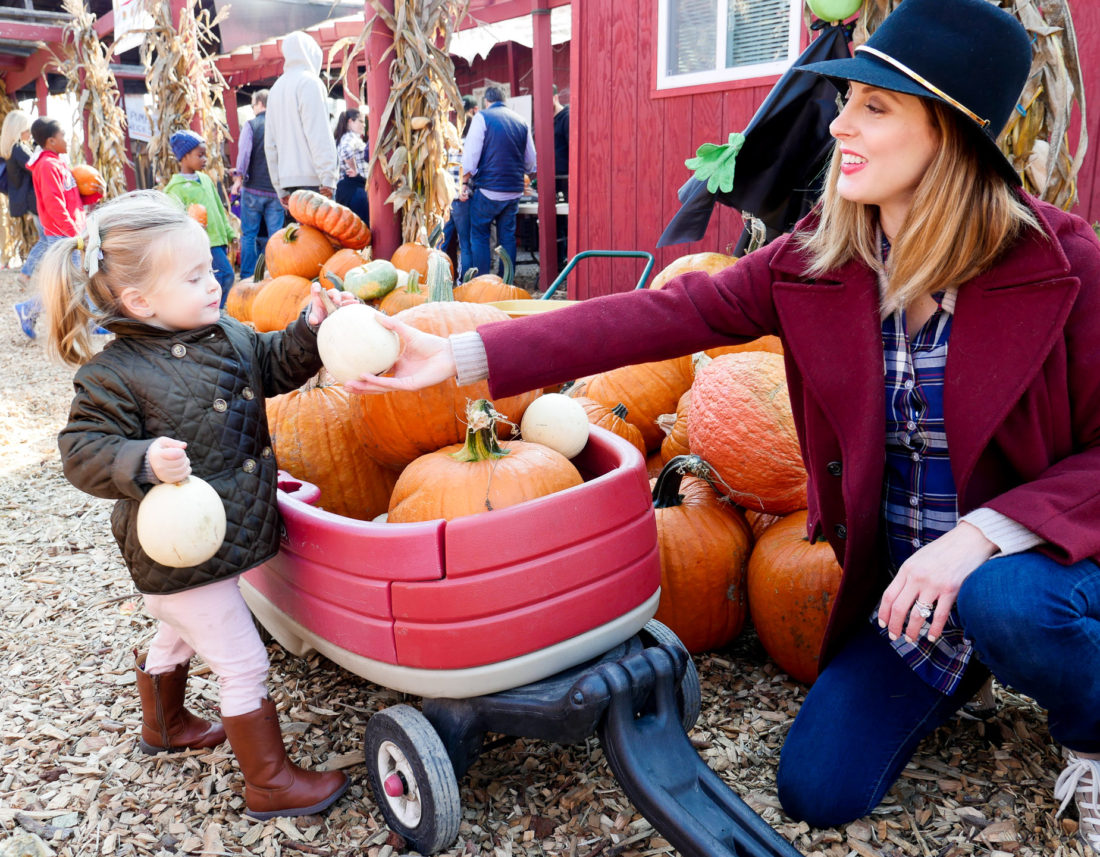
840, 0, 1087, 210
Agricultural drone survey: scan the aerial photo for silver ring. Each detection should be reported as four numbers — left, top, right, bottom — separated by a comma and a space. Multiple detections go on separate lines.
913, 600, 934, 619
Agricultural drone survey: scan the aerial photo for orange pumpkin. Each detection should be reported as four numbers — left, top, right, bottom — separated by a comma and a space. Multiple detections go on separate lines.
648, 252, 738, 290
388, 399, 582, 522
705, 334, 784, 360
353, 300, 541, 469
287, 189, 371, 249
688, 351, 807, 514
321, 247, 371, 282
747, 510, 843, 683
71, 163, 106, 196
377, 269, 428, 315
584, 355, 695, 452
659, 390, 691, 464
650, 455, 753, 653
249, 274, 312, 333
453, 246, 530, 303
744, 508, 782, 541
573, 397, 646, 457
391, 242, 454, 282
224, 278, 267, 324
186, 203, 208, 227
264, 223, 335, 280
267, 380, 398, 520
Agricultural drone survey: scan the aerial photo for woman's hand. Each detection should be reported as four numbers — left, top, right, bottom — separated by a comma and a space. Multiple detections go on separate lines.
148, 437, 191, 484
342, 314, 458, 394
307, 282, 358, 326
878, 521, 998, 643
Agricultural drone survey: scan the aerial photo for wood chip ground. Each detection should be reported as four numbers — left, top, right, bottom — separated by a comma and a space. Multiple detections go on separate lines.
0, 270, 1087, 856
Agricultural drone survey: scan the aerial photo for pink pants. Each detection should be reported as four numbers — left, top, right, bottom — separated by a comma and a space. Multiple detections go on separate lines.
142, 576, 269, 717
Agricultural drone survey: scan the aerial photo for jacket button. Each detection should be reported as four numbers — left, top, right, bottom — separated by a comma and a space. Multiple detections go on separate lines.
261, 446, 273, 458
242, 387, 255, 400
171, 344, 187, 358
242, 459, 257, 473
213, 398, 228, 412
826, 460, 842, 477
834, 524, 847, 540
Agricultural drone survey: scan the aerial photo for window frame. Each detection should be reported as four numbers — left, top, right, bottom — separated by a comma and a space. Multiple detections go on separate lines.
655, 0, 803, 92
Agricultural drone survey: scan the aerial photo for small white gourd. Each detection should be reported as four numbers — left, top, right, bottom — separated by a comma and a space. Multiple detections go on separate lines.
317, 303, 401, 383
136, 476, 227, 567
520, 393, 590, 459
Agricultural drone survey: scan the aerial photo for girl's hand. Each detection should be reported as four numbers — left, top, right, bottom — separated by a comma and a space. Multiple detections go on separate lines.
877, 521, 997, 644
306, 282, 358, 326
342, 314, 458, 394
148, 437, 191, 484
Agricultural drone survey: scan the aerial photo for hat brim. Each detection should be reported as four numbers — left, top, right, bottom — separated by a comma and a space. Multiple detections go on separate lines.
796, 56, 1022, 187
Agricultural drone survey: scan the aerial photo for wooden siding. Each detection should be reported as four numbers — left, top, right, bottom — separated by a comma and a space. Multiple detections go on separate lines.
571, 0, 1100, 299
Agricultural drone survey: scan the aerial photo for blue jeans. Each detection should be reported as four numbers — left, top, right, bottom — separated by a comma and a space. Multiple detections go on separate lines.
211, 245, 234, 306
22, 232, 66, 277
777, 551, 1100, 827
335, 176, 369, 225
239, 189, 285, 279
469, 192, 517, 280
443, 197, 472, 280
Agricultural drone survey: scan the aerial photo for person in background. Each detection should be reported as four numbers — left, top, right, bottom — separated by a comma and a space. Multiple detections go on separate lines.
0, 110, 39, 288
461, 85, 536, 280
345, 0, 1100, 850
440, 94, 479, 280
231, 90, 284, 280
164, 130, 236, 305
333, 107, 369, 225
265, 31, 338, 206
15, 118, 103, 339
552, 85, 570, 269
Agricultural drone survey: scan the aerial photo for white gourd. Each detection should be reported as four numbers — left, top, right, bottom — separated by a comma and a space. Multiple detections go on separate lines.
136, 476, 227, 567
520, 393, 590, 459
317, 303, 401, 383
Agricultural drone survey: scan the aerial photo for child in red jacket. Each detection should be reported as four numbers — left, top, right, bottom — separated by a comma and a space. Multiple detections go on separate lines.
15, 117, 103, 339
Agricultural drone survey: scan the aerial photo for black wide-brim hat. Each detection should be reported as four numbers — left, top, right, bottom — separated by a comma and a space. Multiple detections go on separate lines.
798, 0, 1033, 185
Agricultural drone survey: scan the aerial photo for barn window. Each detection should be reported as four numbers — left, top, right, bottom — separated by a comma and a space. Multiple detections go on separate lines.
657, 0, 801, 89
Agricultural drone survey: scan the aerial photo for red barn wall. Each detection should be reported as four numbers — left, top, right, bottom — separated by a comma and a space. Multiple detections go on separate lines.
570, 0, 1100, 299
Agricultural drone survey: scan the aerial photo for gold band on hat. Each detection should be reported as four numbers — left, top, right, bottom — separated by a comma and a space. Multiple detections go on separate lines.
854, 45, 991, 128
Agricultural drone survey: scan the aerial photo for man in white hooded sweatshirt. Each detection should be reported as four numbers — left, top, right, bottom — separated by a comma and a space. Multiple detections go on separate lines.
264, 31, 339, 206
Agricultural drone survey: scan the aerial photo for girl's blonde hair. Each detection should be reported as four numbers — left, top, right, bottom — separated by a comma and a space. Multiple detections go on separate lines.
40, 190, 196, 366
798, 100, 1040, 314
0, 110, 32, 159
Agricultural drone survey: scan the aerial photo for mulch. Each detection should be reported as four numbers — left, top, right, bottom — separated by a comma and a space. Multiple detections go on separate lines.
0, 268, 1087, 857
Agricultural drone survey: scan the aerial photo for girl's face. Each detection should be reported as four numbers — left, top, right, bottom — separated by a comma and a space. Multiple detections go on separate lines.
45, 130, 67, 154
829, 82, 941, 237
139, 226, 221, 330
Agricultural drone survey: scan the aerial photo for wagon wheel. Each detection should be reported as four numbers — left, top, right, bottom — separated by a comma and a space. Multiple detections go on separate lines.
364, 704, 461, 855
639, 619, 702, 731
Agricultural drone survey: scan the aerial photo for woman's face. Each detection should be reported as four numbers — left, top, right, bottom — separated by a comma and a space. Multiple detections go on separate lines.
829, 82, 940, 236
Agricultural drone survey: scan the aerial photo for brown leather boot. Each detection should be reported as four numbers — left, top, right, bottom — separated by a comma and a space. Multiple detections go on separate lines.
222, 697, 348, 819
135, 652, 227, 754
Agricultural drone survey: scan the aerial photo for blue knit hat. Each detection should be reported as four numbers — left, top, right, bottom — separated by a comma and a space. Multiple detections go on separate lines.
170, 130, 204, 161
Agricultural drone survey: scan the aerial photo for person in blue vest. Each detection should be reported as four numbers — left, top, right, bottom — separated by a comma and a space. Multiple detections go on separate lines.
231, 90, 285, 280
460, 86, 536, 280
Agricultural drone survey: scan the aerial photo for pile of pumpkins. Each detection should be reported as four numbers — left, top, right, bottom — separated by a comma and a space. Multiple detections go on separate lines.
237, 222, 842, 685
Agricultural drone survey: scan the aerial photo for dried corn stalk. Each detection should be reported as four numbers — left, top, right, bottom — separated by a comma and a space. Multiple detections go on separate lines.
140, 0, 231, 189
845, 0, 1086, 210
350, 0, 467, 243
47, 0, 132, 197
0, 83, 37, 266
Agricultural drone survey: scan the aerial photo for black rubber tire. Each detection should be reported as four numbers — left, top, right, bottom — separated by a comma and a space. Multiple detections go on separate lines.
364, 704, 461, 855
639, 619, 703, 730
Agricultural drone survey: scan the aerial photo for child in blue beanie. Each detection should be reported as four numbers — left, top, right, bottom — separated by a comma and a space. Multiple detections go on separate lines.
164, 130, 237, 304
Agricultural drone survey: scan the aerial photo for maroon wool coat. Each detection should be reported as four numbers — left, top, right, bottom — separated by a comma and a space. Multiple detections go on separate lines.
480, 196, 1100, 665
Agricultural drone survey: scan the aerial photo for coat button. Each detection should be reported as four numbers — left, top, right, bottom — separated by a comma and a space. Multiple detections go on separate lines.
242, 459, 257, 473
171, 344, 186, 358
261, 446, 273, 458
826, 460, 842, 477
213, 398, 228, 412
242, 387, 255, 400
834, 524, 847, 540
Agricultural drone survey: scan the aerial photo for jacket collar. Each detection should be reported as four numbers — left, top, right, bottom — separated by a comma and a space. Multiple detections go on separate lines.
103, 316, 224, 340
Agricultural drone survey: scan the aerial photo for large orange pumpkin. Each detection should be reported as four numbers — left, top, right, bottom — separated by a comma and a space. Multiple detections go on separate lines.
264, 223, 335, 279
650, 456, 753, 653
573, 397, 646, 457
267, 380, 398, 520
287, 189, 371, 249
453, 246, 530, 303
391, 242, 454, 282
705, 334, 784, 361
321, 247, 371, 282
584, 355, 695, 452
388, 399, 582, 522
249, 275, 312, 332
648, 252, 738, 290
71, 163, 106, 196
224, 278, 267, 324
377, 269, 427, 315
688, 351, 807, 513
659, 390, 691, 464
747, 510, 843, 683
353, 301, 541, 469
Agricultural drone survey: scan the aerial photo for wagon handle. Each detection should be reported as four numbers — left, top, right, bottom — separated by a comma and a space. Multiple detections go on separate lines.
540, 250, 656, 299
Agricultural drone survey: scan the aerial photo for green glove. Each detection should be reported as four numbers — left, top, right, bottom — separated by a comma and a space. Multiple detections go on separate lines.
684, 131, 746, 194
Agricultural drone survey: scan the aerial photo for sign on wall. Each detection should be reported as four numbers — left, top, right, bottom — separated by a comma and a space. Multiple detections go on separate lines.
113, 0, 154, 55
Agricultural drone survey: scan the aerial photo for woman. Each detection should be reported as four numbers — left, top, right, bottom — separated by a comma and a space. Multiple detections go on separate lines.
349, 0, 1100, 850
333, 108, 368, 225
0, 109, 40, 290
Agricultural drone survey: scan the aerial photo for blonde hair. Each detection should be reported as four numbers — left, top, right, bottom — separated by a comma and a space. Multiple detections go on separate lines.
0, 110, 32, 159
40, 190, 197, 366
798, 100, 1040, 314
